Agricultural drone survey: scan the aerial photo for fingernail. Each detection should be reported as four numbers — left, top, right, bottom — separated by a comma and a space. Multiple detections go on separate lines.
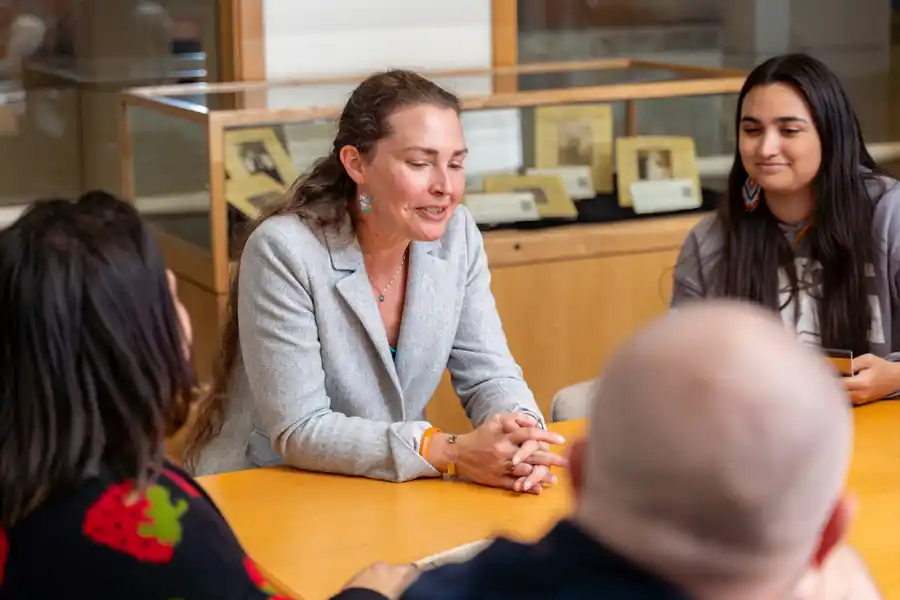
511, 457, 519, 466
550, 475, 558, 484
523, 481, 532, 491
553, 435, 565, 444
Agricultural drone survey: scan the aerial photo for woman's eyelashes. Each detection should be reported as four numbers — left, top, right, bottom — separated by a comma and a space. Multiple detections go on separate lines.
406, 160, 465, 170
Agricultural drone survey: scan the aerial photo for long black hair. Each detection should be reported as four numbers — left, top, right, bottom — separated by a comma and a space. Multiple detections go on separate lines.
712, 53, 886, 355
0, 191, 195, 526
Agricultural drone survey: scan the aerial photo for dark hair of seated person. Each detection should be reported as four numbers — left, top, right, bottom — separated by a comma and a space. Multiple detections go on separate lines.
0, 192, 392, 600
0, 191, 195, 528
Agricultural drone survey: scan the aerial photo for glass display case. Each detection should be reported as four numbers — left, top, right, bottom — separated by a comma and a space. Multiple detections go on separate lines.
120, 58, 746, 299
18, 53, 208, 200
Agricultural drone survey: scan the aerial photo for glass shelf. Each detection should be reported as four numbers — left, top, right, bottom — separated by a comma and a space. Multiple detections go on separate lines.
24, 54, 207, 87
135, 58, 743, 115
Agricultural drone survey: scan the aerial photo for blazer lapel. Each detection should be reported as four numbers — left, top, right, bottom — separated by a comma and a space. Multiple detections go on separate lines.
326, 222, 402, 396
395, 239, 456, 394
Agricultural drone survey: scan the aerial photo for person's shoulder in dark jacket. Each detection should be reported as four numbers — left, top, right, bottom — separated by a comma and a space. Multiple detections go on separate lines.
401, 520, 691, 600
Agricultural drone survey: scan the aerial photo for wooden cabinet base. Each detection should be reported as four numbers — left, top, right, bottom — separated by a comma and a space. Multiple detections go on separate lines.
425, 214, 703, 432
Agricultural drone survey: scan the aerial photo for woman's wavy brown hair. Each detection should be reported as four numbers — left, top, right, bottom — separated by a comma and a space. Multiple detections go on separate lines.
181, 69, 460, 470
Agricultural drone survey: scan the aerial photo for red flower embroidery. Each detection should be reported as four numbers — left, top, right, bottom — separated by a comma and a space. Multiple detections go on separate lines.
83, 481, 189, 563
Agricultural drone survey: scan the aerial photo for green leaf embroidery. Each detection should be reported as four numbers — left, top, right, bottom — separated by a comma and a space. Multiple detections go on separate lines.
138, 486, 189, 545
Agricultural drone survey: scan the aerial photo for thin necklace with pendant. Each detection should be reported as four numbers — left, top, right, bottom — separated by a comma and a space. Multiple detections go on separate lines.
369, 246, 408, 302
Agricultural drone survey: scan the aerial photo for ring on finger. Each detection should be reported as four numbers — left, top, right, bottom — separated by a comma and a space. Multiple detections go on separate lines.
502, 459, 515, 471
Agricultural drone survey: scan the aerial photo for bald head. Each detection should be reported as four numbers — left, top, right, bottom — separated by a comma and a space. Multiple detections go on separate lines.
575, 301, 852, 596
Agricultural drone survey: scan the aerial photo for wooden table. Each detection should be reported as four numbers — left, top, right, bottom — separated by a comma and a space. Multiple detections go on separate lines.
199, 402, 900, 600
848, 402, 900, 599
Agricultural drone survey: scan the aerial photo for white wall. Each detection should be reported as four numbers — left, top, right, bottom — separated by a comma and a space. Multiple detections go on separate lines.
262, 0, 493, 78
261, 0, 494, 109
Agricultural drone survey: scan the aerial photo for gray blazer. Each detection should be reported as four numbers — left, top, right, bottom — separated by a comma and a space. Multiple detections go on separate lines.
192, 205, 543, 480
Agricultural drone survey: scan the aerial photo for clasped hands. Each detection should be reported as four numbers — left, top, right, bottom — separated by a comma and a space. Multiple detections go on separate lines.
339, 415, 566, 598
427, 413, 567, 495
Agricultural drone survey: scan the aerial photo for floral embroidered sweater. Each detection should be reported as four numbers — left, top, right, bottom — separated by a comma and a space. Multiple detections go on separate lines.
0, 461, 385, 600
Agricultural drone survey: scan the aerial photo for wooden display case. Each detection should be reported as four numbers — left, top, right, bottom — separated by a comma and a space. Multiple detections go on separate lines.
119, 58, 745, 432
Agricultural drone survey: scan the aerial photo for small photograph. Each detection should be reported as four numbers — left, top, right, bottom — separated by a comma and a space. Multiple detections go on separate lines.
534, 103, 614, 193
238, 141, 285, 185
224, 126, 298, 189
556, 121, 594, 167
637, 148, 675, 181
613, 136, 700, 210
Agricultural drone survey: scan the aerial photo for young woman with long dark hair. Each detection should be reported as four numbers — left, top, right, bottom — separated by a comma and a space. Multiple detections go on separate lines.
550, 53, 900, 420
673, 53, 900, 405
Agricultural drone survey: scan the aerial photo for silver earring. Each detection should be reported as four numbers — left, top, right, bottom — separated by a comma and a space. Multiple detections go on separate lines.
359, 193, 372, 212
742, 177, 760, 212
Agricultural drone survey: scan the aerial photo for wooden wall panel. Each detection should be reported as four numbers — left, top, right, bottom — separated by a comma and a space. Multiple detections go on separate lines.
220, 0, 265, 81
425, 246, 683, 433
492, 0, 518, 68
491, 0, 518, 92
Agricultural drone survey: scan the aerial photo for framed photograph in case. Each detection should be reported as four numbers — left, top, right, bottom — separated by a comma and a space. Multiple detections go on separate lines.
225, 174, 286, 220
482, 173, 577, 219
615, 136, 701, 210
224, 126, 298, 188
534, 103, 614, 194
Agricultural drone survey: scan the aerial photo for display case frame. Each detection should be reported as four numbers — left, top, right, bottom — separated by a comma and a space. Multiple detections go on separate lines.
119, 57, 746, 388
120, 57, 745, 295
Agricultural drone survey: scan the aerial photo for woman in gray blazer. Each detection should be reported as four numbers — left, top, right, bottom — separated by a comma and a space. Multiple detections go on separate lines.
183, 70, 565, 494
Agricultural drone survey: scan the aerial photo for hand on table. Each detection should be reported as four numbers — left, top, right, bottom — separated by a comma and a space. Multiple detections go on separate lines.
499, 415, 564, 495
341, 562, 420, 599
430, 412, 566, 494
842, 354, 900, 406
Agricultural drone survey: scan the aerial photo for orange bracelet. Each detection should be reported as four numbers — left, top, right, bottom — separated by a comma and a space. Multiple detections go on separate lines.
419, 427, 441, 462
